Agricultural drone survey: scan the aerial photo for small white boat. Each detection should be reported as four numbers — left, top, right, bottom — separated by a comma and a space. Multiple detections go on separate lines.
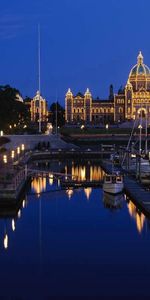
103, 173, 124, 194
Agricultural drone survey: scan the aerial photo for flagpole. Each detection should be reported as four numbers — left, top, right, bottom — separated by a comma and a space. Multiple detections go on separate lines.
38, 24, 41, 133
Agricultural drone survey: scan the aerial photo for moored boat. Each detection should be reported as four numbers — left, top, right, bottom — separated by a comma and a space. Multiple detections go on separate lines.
103, 173, 124, 194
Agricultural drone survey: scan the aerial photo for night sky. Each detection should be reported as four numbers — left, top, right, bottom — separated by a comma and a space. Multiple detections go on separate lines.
0, 0, 150, 106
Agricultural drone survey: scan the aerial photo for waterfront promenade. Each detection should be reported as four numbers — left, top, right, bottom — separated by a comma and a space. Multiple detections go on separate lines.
1, 133, 150, 219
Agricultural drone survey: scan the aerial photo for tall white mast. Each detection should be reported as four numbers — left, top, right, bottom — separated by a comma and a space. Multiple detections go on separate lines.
145, 104, 148, 155
56, 91, 58, 135
38, 24, 41, 133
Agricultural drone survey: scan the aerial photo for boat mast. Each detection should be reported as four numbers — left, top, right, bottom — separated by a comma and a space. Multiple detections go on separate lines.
38, 24, 41, 133
55, 91, 58, 135
145, 104, 148, 155
139, 108, 142, 155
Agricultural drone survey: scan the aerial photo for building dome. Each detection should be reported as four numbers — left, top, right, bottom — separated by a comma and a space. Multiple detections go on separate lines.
129, 51, 150, 76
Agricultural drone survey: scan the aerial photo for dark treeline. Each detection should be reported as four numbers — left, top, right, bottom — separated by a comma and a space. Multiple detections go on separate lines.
0, 85, 30, 131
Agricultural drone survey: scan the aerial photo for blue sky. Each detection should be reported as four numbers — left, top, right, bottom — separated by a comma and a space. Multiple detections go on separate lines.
0, 0, 150, 106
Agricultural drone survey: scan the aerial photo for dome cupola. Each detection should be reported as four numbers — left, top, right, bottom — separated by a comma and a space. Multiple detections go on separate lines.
129, 51, 150, 76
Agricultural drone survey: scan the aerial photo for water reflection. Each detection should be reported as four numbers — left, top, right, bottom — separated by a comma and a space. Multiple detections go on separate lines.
84, 187, 92, 200
66, 164, 105, 181
11, 219, 15, 232
4, 234, 8, 249
31, 176, 47, 195
66, 188, 74, 199
127, 200, 145, 234
103, 192, 124, 210
0, 159, 149, 254
0, 196, 28, 251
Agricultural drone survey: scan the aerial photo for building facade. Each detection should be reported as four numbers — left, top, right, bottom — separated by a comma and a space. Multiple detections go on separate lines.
30, 91, 48, 122
65, 88, 114, 124
65, 52, 150, 124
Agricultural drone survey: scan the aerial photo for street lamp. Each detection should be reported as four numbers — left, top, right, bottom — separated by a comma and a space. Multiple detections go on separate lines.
21, 144, 25, 156
17, 147, 20, 155
11, 150, 15, 165
3, 154, 7, 164
17, 147, 20, 161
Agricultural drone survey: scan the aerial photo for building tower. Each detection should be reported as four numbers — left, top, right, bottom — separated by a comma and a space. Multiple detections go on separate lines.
31, 90, 48, 123
65, 88, 73, 122
84, 88, 92, 122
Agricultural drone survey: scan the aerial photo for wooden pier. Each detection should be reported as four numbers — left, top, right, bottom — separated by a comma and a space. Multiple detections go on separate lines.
60, 180, 103, 188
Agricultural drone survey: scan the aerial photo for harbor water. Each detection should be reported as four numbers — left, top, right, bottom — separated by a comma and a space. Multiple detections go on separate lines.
0, 160, 150, 299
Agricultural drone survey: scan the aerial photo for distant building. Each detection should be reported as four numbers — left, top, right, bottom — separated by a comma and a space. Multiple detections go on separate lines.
65, 87, 114, 124
114, 51, 150, 122
65, 51, 150, 124
30, 91, 48, 122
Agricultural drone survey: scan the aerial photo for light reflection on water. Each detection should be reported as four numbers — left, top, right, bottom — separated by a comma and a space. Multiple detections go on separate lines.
127, 200, 145, 234
0, 160, 150, 298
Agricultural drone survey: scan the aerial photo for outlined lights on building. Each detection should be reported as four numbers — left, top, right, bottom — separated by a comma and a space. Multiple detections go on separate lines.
31, 91, 48, 122
65, 52, 150, 123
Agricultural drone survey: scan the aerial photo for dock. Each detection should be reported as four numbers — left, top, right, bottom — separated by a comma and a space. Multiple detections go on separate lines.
60, 180, 103, 188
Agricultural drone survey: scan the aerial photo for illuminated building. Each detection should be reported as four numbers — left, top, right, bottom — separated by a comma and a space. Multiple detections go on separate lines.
114, 51, 150, 122
65, 87, 114, 124
65, 52, 150, 123
31, 91, 48, 122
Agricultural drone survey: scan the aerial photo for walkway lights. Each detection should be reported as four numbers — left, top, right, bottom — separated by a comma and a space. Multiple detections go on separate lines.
11, 150, 15, 163
3, 154, 7, 164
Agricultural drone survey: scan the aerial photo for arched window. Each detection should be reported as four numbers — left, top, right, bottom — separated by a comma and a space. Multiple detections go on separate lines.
119, 107, 123, 113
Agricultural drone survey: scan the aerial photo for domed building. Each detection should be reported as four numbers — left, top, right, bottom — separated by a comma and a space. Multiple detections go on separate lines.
65, 51, 150, 124
114, 51, 150, 122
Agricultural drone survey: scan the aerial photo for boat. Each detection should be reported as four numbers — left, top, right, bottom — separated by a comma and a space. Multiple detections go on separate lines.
103, 192, 124, 209
103, 172, 124, 194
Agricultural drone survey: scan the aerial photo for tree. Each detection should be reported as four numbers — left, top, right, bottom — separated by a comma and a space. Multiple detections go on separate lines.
0, 85, 30, 131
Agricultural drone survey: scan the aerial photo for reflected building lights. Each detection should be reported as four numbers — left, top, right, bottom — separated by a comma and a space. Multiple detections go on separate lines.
57, 178, 60, 187
127, 201, 145, 233
90, 166, 105, 181
31, 176, 46, 194
84, 187, 92, 200
12, 219, 15, 232
22, 199, 26, 208
65, 164, 105, 182
4, 234, 8, 249
18, 209, 21, 219
66, 188, 73, 199
49, 174, 54, 186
